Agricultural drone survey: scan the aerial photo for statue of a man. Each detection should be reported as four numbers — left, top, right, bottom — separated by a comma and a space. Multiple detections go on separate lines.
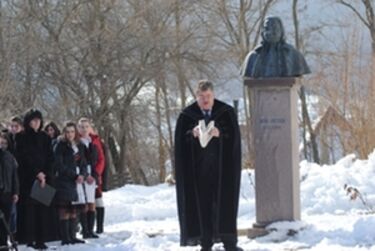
241, 16, 311, 78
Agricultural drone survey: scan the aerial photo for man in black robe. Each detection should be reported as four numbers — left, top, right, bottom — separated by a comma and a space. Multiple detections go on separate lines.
175, 80, 242, 251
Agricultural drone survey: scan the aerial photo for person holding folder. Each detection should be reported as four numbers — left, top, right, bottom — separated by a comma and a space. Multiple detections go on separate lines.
15, 109, 54, 250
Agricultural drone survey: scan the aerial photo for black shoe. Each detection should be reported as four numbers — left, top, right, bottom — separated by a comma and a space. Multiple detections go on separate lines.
82, 231, 99, 239
96, 207, 104, 234
224, 246, 243, 251
26, 242, 35, 247
200, 248, 212, 251
34, 242, 48, 250
200, 243, 213, 251
61, 240, 70, 245
71, 238, 86, 244
88, 232, 100, 239
224, 240, 243, 251
69, 218, 85, 244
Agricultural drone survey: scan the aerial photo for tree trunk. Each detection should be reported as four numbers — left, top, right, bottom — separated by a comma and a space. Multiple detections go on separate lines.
293, 0, 320, 163
155, 81, 166, 182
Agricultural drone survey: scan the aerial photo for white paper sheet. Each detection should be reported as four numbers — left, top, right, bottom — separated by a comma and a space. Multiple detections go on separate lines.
198, 120, 215, 148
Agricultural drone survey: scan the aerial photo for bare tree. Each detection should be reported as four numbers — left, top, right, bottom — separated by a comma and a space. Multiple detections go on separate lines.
337, 0, 375, 107
293, 0, 320, 163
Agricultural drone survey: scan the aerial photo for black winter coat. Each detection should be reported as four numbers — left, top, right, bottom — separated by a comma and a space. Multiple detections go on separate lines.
54, 140, 87, 202
6, 133, 17, 156
15, 130, 54, 196
0, 149, 19, 196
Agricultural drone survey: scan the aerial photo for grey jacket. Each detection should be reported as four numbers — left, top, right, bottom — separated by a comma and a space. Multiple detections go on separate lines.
0, 149, 19, 195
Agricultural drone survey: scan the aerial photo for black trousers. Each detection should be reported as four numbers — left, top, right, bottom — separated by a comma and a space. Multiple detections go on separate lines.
196, 143, 237, 249
196, 149, 219, 248
0, 194, 12, 246
25, 198, 49, 244
197, 177, 216, 248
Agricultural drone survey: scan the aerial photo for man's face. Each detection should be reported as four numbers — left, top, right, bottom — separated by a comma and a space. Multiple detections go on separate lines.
263, 19, 282, 44
197, 89, 215, 111
10, 122, 22, 134
29, 118, 41, 132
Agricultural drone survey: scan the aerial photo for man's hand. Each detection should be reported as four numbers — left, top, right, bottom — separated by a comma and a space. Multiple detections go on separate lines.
76, 175, 84, 184
86, 175, 95, 185
209, 127, 220, 138
193, 125, 200, 138
37, 172, 46, 188
39, 178, 46, 188
12, 195, 19, 203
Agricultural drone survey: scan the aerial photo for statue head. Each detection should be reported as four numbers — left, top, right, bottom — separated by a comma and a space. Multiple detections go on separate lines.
261, 16, 285, 44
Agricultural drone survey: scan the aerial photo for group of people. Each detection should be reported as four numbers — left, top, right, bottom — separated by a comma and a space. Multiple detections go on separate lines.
0, 110, 107, 249
0, 81, 240, 251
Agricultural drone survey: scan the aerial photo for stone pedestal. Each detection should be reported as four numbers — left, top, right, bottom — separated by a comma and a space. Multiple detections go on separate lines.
244, 78, 301, 237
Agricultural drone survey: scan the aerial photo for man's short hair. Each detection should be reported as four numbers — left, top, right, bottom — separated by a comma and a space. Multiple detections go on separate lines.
196, 80, 214, 93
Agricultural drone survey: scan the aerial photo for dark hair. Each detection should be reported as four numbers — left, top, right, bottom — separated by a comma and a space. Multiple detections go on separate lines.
0, 132, 11, 149
11, 116, 23, 126
62, 122, 80, 144
44, 122, 61, 139
0, 122, 8, 133
23, 109, 43, 132
196, 80, 214, 93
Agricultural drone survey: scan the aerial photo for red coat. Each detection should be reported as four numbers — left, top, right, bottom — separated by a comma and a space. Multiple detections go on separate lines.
89, 133, 105, 185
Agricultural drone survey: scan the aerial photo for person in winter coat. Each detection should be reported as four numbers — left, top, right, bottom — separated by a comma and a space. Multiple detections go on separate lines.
88, 127, 107, 234
14, 109, 54, 250
0, 132, 18, 235
54, 122, 86, 245
77, 117, 103, 239
0, 133, 19, 247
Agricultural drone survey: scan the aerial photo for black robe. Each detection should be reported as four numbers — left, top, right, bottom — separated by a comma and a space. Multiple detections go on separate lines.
174, 99, 241, 246
15, 127, 58, 243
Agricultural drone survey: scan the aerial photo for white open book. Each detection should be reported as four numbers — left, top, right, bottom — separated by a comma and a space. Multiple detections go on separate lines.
198, 120, 215, 148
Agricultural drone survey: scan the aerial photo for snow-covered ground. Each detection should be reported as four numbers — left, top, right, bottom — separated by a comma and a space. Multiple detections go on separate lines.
19, 151, 375, 250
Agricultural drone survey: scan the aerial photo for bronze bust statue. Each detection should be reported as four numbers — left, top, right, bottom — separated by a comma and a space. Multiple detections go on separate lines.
241, 16, 311, 78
